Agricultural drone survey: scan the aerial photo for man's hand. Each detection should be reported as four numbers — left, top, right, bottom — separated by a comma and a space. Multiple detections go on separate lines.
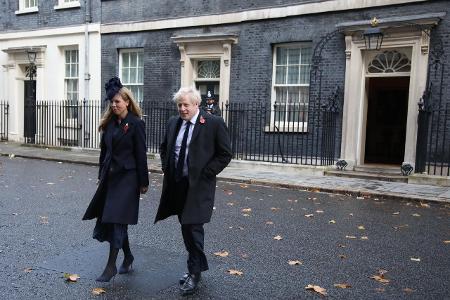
140, 186, 148, 194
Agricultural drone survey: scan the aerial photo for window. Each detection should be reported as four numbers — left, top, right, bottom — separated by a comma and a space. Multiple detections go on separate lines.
54, 0, 80, 10
64, 49, 79, 119
271, 43, 312, 131
120, 49, 144, 102
16, 0, 38, 14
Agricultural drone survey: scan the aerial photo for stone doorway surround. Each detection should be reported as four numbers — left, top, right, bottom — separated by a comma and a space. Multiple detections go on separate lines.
172, 33, 238, 106
337, 12, 445, 171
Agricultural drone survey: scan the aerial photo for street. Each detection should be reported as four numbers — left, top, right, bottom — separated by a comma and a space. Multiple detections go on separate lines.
0, 156, 449, 299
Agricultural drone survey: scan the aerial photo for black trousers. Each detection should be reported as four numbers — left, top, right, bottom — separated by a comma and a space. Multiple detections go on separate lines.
175, 177, 209, 274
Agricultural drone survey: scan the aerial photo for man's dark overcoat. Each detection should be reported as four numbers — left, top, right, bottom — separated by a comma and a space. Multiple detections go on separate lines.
83, 112, 149, 224
155, 109, 232, 224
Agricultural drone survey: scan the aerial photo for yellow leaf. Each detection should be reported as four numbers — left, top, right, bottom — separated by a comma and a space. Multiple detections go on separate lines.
360, 236, 369, 240
412, 213, 421, 217
305, 284, 328, 296
410, 257, 421, 262
273, 235, 283, 240
227, 269, 243, 276
338, 254, 347, 259
329, 220, 336, 224
334, 283, 351, 289
214, 251, 229, 257
345, 235, 357, 239
92, 288, 106, 295
240, 184, 248, 188
444, 240, 450, 244
304, 214, 314, 218
370, 275, 390, 284
241, 208, 252, 212
270, 207, 280, 211
420, 202, 430, 208
358, 225, 365, 230
403, 288, 415, 293
288, 260, 302, 265
64, 273, 80, 282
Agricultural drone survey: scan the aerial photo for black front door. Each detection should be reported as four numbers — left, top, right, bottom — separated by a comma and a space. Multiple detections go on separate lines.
24, 80, 36, 143
364, 77, 409, 164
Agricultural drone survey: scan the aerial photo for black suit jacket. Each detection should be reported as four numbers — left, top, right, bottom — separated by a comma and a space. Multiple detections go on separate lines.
155, 109, 232, 224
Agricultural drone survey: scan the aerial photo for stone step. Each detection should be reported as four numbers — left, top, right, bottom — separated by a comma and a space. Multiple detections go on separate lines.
325, 170, 408, 183
353, 165, 401, 175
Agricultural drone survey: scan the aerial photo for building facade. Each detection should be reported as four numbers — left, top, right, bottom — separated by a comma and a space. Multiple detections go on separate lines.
100, 0, 449, 175
0, 0, 101, 145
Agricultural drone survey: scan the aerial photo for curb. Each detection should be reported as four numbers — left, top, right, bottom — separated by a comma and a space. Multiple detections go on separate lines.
1, 150, 448, 204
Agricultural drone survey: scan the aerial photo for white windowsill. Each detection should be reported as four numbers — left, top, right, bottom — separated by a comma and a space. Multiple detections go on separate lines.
54, 2, 81, 10
15, 7, 39, 15
264, 123, 308, 133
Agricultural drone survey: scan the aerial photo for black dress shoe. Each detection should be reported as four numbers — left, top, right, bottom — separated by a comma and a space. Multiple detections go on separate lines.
180, 273, 201, 296
179, 272, 189, 285
118, 254, 134, 274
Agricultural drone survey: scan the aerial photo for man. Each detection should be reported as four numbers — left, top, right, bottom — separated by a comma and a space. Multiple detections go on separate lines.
203, 90, 221, 116
155, 86, 232, 296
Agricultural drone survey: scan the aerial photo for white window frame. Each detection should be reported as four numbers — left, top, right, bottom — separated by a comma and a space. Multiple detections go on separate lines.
15, 0, 39, 15
64, 48, 79, 120
268, 42, 312, 133
119, 48, 144, 102
54, 0, 80, 10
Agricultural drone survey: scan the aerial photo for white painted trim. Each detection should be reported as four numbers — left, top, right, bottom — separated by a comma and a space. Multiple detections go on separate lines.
54, 1, 81, 10
101, 0, 428, 34
15, 7, 38, 15
0, 24, 101, 41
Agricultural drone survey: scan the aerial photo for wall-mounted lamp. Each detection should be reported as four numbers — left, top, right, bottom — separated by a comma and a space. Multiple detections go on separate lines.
363, 17, 384, 50
26, 48, 37, 80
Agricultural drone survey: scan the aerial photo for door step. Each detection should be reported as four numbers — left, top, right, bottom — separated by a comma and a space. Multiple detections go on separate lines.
325, 167, 407, 183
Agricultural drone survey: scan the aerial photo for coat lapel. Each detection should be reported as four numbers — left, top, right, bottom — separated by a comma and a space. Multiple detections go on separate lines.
189, 110, 205, 145
112, 113, 132, 148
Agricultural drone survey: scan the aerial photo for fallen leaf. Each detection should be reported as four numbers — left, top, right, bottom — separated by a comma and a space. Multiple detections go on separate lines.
329, 220, 336, 224
305, 284, 328, 296
345, 235, 357, 239
444, 240, 450, 244
338, 254, 347, 259
64, 273, 80, 282
334, 283, 351, 289
358, 225, 365, 230
338, 244, 346, 248
393, 224, 409, 230
9, 154, 15, 158
420, 202, 430, 208
270, 207, 280, 211
288, 260, 303, 265
24, 267, 33, 273
403, 288, 415, 293
309, 188, 321, 193
242, 213, 250, 217
241, 208, 252, 212
304, 214, 314, 218
375, 287, 385, 292
356, 196, 364, 199
370, 275, 390, 284
47, 182, 55, 185
238, 226, 244, 230
214, 251, 229, 257
227, 269, 243, 276
412, 213, 421, 217
392, 212, 400, 215
240, 184, 248, 188
265, 221, 274, 225
349, 213, 354, 216
361, 236, 369, 240
227, 202, 234, 206
92, 288, 106, 295
410, 257, 421, 262
316, 210, 324, 213
39, 216, 49, 224
273, 235, 283, 240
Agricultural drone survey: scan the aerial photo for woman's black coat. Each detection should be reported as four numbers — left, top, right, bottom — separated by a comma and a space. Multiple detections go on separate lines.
83, 112, 149, 225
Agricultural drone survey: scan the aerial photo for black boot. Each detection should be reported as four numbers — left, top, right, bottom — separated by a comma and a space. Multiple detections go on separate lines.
96, 245, 119, 282
119, 236, 134, 274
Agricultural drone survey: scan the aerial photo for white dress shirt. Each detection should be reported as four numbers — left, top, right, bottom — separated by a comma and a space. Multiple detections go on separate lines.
174, 110, 199, 177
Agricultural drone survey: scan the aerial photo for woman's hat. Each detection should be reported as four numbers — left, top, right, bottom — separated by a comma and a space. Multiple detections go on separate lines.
104, 77, 123, 101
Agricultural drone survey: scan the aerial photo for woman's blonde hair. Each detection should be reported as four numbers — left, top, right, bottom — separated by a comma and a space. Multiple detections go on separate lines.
98, 87, 142, 131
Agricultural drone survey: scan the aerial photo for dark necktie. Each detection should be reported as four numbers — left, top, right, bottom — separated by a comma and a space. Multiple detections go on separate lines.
175, 121, 191, 181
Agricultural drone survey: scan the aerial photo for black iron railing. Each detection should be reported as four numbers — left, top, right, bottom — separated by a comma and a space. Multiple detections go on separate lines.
0, 101, 9, 141
14, 100, 342, 166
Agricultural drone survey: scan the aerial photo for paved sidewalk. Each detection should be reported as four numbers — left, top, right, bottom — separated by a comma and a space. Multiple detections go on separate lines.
1, 141, 449, 203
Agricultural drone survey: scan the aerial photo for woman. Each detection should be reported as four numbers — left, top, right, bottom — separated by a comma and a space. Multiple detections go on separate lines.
83, 77, 149, 282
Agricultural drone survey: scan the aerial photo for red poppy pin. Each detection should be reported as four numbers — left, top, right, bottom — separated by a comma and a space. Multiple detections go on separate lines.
123, 123, 129, 133
199, 116, 206, 124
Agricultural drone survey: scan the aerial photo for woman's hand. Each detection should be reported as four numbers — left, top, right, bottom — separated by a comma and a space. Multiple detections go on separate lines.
140, 186, 148, 194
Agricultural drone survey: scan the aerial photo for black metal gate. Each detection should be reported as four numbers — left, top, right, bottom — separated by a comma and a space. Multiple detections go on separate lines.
415, 28, 449, 176
0, 101, 8, 141
24, 80, 36, 143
